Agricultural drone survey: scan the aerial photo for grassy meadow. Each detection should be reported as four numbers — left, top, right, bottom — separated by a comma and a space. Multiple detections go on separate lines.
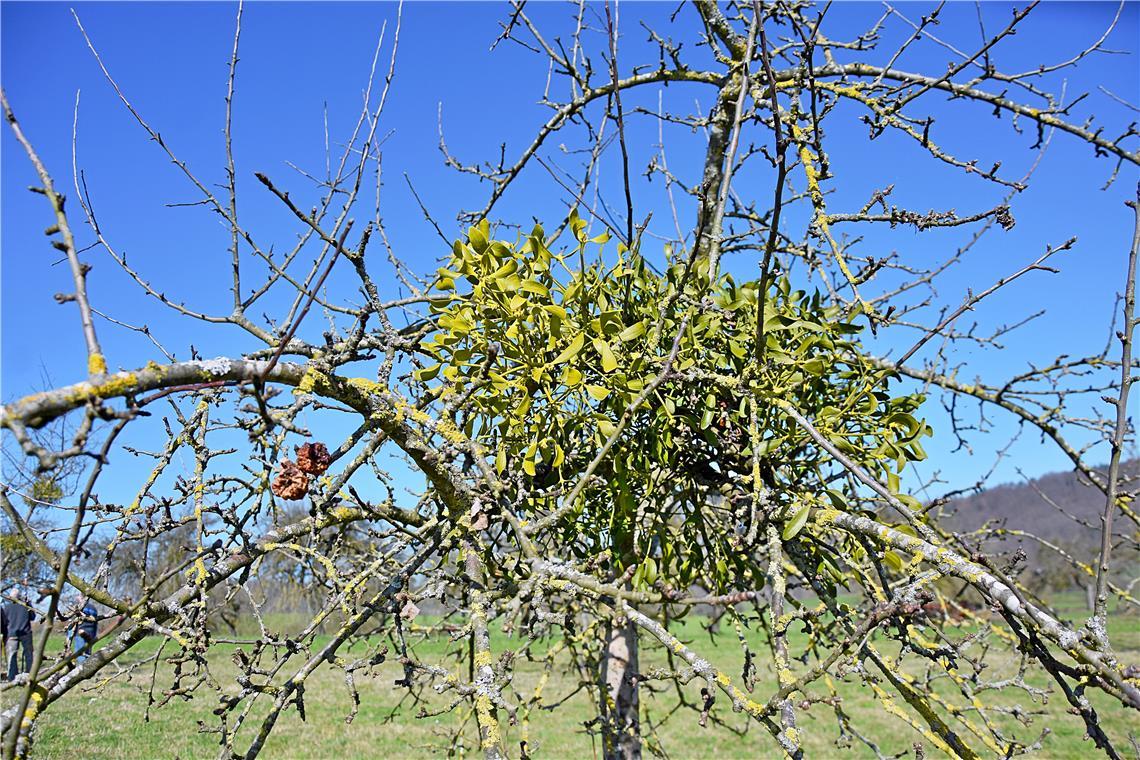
14, 594, 1139, 759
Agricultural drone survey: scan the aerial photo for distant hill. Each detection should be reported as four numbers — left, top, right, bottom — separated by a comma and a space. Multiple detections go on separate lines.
940, 459, 1137, 555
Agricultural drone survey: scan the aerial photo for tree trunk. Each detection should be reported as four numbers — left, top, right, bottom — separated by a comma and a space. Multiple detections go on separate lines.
602, 615, 641, 760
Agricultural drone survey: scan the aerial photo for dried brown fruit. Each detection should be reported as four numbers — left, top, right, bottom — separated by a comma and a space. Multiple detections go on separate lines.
271, 459, 310, 500
470, 502, 489, 531
399, 599, 421, 621
295, 442, 331, 475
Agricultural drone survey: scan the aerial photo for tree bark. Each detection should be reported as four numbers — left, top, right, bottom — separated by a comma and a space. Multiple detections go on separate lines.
602, 614, 641, 760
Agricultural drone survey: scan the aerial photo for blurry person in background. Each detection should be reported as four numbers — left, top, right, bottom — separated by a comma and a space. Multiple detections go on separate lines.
68, 598, 99, 664
2, 587, 36, 680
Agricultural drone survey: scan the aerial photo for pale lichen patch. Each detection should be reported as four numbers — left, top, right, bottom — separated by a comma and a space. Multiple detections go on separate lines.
195, 358, 233, 376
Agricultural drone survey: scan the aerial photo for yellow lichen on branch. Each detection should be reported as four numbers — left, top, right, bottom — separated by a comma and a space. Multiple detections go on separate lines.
789, 123, 871, 317
87, 352, 107, 376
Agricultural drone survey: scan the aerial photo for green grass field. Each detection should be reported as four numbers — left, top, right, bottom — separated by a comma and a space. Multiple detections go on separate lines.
15, 596, 1139, 759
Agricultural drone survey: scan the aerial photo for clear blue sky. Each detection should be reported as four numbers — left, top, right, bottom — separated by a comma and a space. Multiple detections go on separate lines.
2, 2, 1138, 502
